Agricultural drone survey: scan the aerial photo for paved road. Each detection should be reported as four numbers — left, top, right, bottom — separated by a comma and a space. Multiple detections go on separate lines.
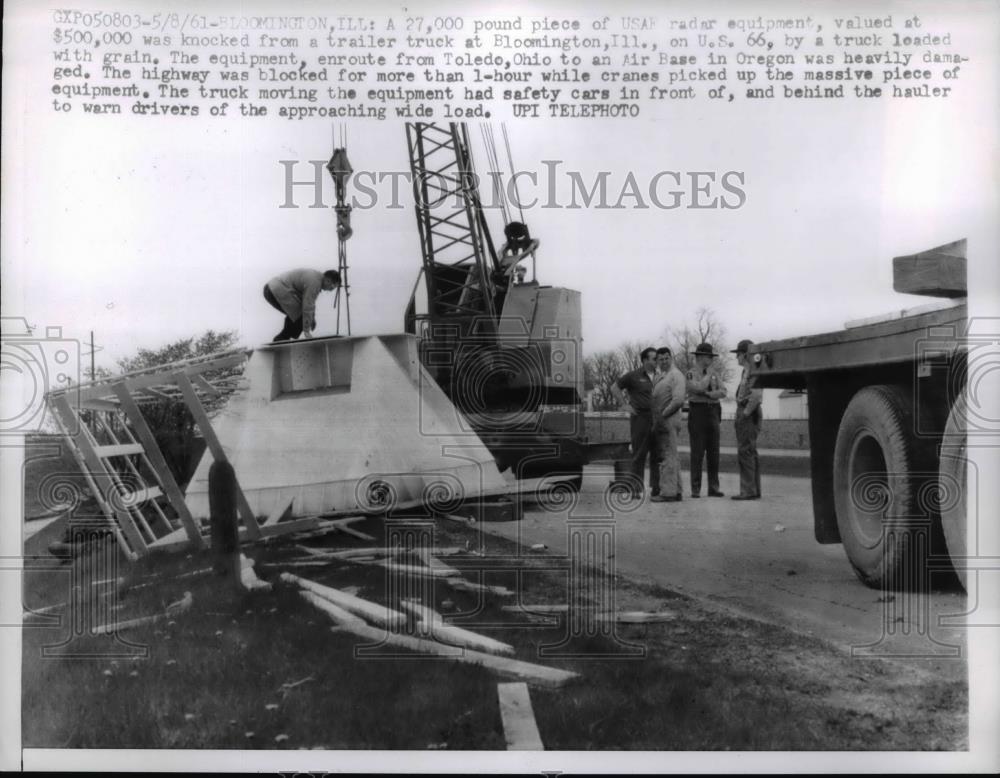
485, 464, 969, 681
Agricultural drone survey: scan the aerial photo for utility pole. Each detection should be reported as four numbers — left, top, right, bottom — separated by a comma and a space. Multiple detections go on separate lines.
90, 330, 96, 381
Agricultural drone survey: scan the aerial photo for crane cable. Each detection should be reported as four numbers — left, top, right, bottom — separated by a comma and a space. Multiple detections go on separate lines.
501, 124, 526, 224
480, 124, 511, 226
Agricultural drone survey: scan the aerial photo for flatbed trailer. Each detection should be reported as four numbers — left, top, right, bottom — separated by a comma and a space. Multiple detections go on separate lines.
747, 240, 970, 589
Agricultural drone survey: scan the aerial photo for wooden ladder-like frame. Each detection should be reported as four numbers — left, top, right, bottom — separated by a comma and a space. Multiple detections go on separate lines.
45, 349, 322, 559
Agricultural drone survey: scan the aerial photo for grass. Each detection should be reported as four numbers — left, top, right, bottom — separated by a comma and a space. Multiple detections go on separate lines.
20, 511, 967, 751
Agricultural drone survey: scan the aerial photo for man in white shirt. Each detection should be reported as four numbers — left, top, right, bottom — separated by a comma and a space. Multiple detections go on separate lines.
263, 268, 341, 341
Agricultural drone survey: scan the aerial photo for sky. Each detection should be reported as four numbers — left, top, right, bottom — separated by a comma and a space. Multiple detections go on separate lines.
3, 0, 999, 374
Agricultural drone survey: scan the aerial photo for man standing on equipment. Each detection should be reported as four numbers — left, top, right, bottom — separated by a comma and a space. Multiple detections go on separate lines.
731, 339, 763, 500
612, 347, 660, 500
263, 269, 341, 342
686, 342, 727, 497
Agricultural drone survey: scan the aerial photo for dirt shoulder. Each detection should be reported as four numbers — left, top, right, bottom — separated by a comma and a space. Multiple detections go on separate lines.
21, 515, 966, 751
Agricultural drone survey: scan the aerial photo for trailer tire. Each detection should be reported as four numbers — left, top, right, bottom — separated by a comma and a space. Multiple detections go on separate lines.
939, 395, 967, 591
833, 384, 936, 589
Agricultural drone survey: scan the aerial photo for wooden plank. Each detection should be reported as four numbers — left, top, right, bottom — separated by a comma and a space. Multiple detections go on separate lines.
255, 516, 322, 539
94, 442, 145, 458
597, 610, 676, 624
140, 387, 177, 402
263, 498, 295, 527
147, 526, 190, 549
120, 485, 162, 505
114, 385, 206, 550
892, 241, 967, 298
239, 556, 272, 592
335, 623, 579, 688
446, 579, 516, 597
399, 600, 515, 656
280, 573, 408, 630
80, 399, 120, 411
297, 590, 367, 627
329, 520, 376, 541
378, 561, 460, 579
174, 372, 261, 540
501, 604, 568, 614
49, 394, 148, 556
65, 352, 247, 404
497, 682, 544, 750
191, 374, 222, 397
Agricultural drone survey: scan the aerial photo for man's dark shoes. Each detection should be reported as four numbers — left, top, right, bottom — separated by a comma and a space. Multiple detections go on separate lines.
708, 490, 725, 497
731, 494, 761, 501
650, 495, 680, 503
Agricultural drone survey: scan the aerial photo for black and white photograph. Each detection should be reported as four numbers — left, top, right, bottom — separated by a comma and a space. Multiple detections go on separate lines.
2, 0, 998, 772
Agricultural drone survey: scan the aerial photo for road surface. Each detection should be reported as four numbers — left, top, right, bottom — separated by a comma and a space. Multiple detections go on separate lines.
485, 464, 970, 682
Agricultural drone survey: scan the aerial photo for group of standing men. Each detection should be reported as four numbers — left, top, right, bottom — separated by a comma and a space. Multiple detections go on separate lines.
612, 341, 763, 503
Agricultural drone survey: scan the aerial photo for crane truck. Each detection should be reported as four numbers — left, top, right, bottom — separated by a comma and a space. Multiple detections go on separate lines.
747, 239, 970, 590
402, 122, 587, 487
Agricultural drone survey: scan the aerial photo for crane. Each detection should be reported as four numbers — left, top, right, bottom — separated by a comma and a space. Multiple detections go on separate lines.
402, 122, 586, 483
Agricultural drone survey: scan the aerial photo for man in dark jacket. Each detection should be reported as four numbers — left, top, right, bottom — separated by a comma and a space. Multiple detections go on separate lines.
611, 347, 660, 499
686, 342, 727, 497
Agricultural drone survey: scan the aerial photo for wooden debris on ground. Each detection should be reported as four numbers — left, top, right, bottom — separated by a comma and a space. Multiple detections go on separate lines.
501, 604, 568, 614
377, 560, 460, 579
497, 682, 545, 750
239, 555, 272, 592
327, 622, 579, 689
292, 516, 375, 542
446, 578, 516, 597
296, 590, 366, 628
295, 544, 465, 560
597, 610, 676, 624
439, 513, 475, 526
280, 573, 407, 630
399, 600, 514, 656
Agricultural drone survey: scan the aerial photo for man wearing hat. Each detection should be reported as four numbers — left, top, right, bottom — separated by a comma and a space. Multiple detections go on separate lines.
731, 339, 763, 500
686, 342, 727, 497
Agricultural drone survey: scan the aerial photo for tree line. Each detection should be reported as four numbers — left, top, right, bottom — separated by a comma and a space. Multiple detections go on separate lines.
584, 308, 735, 411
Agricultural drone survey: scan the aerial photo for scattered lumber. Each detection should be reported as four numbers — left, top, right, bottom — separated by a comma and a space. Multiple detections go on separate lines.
439, 513, 475, 526
377, 561, 460, 579
446, 579, 516, 597
501, 604, 568, 614
280, 573, 407, 630
239, 555, 272, 591
497, 682, 544, 750
399, 600, 514, 656
260, 559, 333, 569
597, 611, 676, 624
293, 516, 375, 542
329, 623, 578, 689
91, 591, 193, 635
297, 590, 366, 627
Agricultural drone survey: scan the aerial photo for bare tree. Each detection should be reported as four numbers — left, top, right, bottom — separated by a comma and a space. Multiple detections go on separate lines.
583, 350, 625, 410
115, 329, 243, 486
617, 339, 652, 373
666, 307, 734, 382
